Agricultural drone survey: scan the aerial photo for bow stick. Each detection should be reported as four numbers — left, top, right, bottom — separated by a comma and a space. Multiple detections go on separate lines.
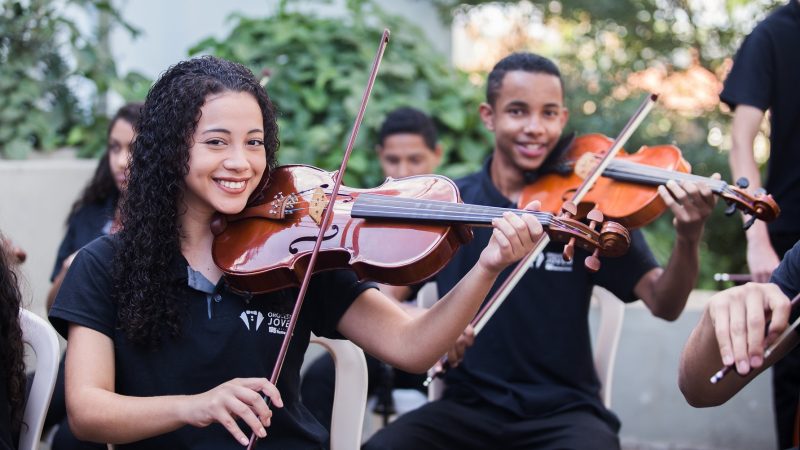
247, 29, 390, 449
425, 93, 658, 385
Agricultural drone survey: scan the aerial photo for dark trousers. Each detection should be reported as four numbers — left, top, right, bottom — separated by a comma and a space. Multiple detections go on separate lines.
362, 397, 619, 450
772, 234, 800, 450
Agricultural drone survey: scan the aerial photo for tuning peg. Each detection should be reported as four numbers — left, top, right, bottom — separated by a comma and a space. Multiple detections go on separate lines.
735, 177, 750, 189
754, 187, 767, 196
584, 248, 601, 272
743, 215, 757, 230
586, 208, 604, 230
563, 238, 575, 262
561, 201, 577, 218
724, 202, 737, 216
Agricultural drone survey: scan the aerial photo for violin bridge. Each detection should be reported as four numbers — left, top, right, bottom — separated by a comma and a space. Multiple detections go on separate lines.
574, 153, 598, 180
308, 187, 329, 226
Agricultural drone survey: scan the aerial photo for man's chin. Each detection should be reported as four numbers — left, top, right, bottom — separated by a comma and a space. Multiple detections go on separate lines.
513, 157, 546, 173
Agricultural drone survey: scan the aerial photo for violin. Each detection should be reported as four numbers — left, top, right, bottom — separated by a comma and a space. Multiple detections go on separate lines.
211, 164, 631, 294
520, 133, 780, 229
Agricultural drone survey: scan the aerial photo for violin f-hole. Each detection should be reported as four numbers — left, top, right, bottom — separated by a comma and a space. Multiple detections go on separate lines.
288, 225, 340, 254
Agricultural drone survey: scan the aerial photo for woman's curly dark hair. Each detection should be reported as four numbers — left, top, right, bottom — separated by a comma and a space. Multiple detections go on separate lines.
113, 56, 279, 347
67, 102, 143, 223
0, 235, 26, 435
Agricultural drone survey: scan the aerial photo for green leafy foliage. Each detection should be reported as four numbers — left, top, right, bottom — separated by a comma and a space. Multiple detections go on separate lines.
0, 0, 150, 159
189, 0, 490, 188
0, 0, 78, 157
431, 0, 784, 287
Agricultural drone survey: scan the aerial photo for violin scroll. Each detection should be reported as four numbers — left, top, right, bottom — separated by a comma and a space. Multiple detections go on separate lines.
719, 180, 780, 230
552, 202, 630, 273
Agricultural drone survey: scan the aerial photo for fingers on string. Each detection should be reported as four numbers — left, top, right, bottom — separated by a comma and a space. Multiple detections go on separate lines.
726, 296, 751, 375
744, 293, 767, 368
764, 284, 792, 346
710, 298, 734, 368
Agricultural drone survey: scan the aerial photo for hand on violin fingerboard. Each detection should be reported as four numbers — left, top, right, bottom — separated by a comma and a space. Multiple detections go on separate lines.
478, 201, 544, 274
657, 175, 718, 241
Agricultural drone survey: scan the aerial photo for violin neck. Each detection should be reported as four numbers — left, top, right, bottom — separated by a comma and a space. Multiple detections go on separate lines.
604, 160, 727, 193
351, 194, 556, 228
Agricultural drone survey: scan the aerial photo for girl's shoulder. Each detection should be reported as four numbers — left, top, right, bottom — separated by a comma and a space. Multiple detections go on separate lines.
78, 234, 119, 264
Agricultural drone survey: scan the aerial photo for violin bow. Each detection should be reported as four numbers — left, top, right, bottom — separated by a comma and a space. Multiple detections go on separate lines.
426, 93, 659, 385
247, 29, 390, 449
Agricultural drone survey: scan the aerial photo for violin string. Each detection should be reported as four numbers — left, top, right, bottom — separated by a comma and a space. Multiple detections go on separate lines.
352, 195, 597, 237
352, 195, 561, 225
355, 194, 556, 220
601, 163, 758, 208
281, 196, 596, 238
603, 159, 729, 191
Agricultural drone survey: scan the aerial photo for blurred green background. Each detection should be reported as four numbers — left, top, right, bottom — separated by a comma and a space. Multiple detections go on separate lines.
0, 0, 785, 287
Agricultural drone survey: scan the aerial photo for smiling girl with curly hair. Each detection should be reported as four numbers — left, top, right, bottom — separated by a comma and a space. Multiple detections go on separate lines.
48, 55, 542, 449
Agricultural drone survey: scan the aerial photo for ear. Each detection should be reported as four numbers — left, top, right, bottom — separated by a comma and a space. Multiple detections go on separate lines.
375, 144, 383, 153
478, 103, 495, 132
559, 107, 569, 129
432, 144, 443, 168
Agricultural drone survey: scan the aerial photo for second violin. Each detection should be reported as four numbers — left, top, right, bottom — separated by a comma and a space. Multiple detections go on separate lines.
521, 133, 780, 229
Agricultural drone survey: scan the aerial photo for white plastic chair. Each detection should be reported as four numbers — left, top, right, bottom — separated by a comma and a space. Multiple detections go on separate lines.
309, 334, 368, 450
591, 286, 625, 408
18, 309, 60, 450
425, 284, 625, 408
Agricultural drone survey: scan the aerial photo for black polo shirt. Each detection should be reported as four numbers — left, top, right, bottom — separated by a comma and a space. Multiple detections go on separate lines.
49, 235, 376, 449
0, 368, 12, 450
771, 240, 800, 327
51, 197, 116, 281
433, 157, 658, 430
720, 0, 800, 234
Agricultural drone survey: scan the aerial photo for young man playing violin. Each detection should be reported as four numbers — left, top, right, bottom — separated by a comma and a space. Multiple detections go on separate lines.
364, 52, 717, 449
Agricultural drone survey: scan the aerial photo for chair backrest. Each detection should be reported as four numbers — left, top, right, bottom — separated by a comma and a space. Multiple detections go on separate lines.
18, 309, 60, 450
309, 334, 368, 450
425, 285, 625, 409
591, 286, 625, 408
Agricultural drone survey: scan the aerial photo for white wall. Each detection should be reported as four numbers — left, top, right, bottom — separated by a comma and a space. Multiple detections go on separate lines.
0, 158, 96, 319
111, 0, 450, 83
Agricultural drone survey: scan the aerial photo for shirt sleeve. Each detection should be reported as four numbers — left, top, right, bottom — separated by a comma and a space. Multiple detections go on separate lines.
306, 270, 377, 339
720, 25, 774, 111
50, 219, 78, 282
591, 229, 659, 303
771, 241, 800, 301
48, 237, 118, 339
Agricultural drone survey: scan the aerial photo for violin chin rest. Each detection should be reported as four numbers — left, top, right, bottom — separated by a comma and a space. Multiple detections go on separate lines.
210, 214, 228, 236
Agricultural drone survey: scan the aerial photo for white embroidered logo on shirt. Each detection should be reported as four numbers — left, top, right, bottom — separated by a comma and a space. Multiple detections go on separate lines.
265, 311, 291, 335
533, 252, 573, 272
532, 252, 545, 269
240, 310, 265, 331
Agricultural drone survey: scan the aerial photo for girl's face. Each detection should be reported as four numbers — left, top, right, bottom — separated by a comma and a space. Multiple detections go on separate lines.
183, 91, 267, 218
108, 119, 136, 191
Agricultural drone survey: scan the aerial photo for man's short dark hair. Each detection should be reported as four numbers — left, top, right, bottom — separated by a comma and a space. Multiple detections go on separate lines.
378, 107, 438, 151
486, 52, 563, 105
